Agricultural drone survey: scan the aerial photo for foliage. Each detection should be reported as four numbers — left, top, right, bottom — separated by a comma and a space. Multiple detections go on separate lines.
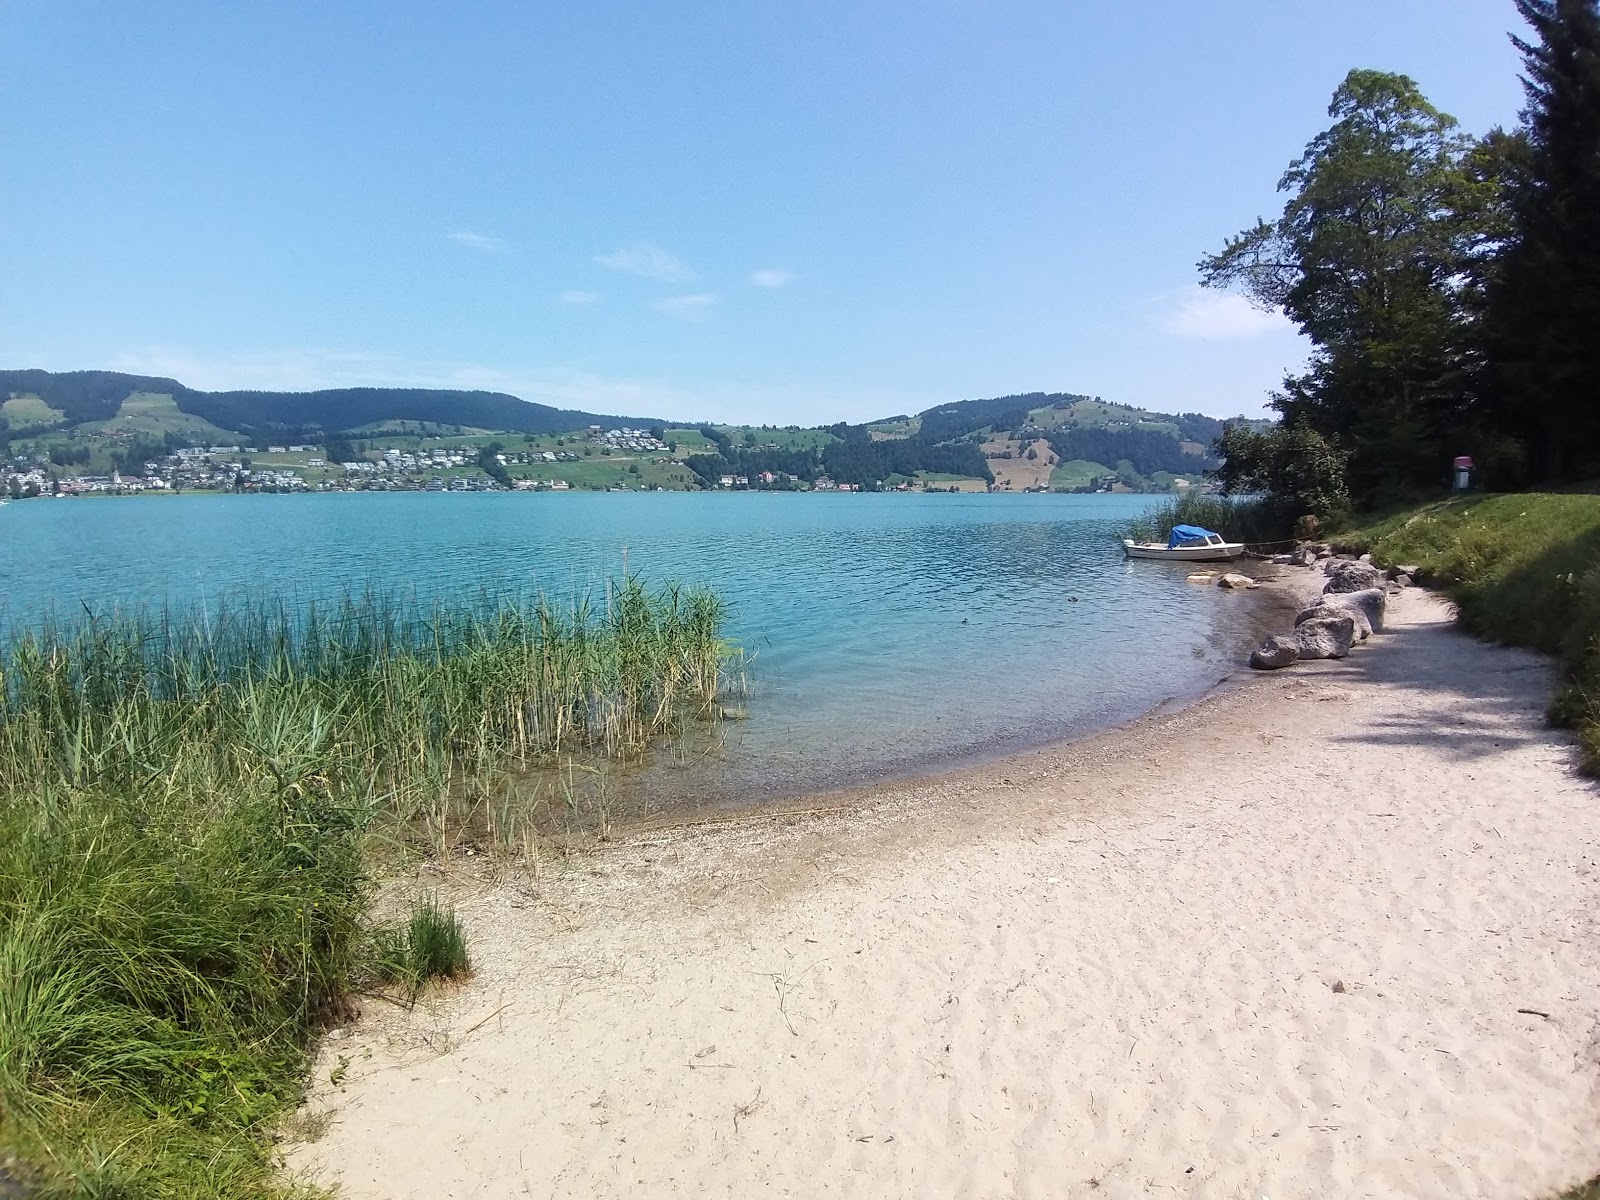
686, 423, 993, 488
1201, 69, 1507, 500
476, 442, 513, 488
1047, 427, 1214, 478
1122, 491, 1294, 547
1212, 421, 1351, 523
46, 443, 90, 468
1483, 0, 1600, 484
1344, 493, 1600, 770
111, 432, 188, 476
914, 393, 1089, 442
821, 425, 992, 486
0, 580, 734, 1193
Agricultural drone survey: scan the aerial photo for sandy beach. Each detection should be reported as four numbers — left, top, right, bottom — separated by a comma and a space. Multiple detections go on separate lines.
294, 587, 1600, 1199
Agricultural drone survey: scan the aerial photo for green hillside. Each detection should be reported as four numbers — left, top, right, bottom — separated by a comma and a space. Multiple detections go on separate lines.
0, 369, 664, 441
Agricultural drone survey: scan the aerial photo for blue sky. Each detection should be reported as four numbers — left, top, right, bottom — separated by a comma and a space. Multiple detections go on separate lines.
1, 1, 1527, 424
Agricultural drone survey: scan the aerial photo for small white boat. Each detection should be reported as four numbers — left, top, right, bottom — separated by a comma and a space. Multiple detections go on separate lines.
1123, 525, 1244, 562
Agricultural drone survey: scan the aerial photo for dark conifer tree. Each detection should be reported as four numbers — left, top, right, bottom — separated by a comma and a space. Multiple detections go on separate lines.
1487, 0, 1600, 482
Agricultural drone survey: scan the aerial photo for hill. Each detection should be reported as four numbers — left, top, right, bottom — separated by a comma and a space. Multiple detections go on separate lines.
0, 369, 662, 440
872, 393, 1270, 492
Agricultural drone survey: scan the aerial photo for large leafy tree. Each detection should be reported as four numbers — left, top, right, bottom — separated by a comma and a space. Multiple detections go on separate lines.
1201, 70, 1501, 502
1485, 0, 1600, 483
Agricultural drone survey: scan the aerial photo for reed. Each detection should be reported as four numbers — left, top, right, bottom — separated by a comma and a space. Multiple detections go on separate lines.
0, 577, 738, 1196
1122, 492, 1293, 548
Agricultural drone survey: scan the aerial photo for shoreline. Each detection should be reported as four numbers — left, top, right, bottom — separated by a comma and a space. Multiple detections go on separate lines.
292, 584, 1600, 1199
581, 562, 1316, 838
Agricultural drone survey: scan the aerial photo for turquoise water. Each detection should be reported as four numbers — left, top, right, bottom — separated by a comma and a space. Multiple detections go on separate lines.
0, 492, 1278, 810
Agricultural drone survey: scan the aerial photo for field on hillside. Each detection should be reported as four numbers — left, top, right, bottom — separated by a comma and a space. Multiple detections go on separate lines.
984, 436, 1059, 491
0, 394, 66, 426
1049, 458, 1114, 488
81, 392, 238, 440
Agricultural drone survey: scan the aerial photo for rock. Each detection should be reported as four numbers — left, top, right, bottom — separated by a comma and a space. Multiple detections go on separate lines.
1186, 573, 1216, 584
1325, 586, 1387, 633
1250, 635, 1300, 670
1317, 548, 1333, 559
1295, 547, 1319, 568
1269, 553, 1295, 565
1394, 573, 1413, 588
1332, 979, 1347, 994
1295, 613, 1357, 660
1323, 560, 1385, 594
1358, 553, 1373, 564
1392, 563, 1420, 579
1217, 572, 1259, 590
1296, 602, 1371, 642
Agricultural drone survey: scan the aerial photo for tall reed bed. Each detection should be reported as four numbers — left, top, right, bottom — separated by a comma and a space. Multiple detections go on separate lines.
1122, 491, 1293, 548
1, 578, 733, 800
0, 578, 737, 1197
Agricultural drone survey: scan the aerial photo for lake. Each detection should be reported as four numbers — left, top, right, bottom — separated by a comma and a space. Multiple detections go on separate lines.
1, 492, 1279, 817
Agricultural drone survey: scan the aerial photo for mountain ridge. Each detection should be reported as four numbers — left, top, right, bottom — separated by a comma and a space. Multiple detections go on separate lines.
0, 369, 662, 439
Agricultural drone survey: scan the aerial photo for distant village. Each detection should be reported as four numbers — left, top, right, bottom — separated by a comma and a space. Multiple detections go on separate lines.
2, 419, 1205, 501
3, 424, 919, 499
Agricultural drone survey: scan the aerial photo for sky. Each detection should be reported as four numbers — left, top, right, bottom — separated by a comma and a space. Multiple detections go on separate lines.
0, 1, 1529, 425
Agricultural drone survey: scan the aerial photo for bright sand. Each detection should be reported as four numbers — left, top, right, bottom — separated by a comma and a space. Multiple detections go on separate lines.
293, 589, 1600, 1199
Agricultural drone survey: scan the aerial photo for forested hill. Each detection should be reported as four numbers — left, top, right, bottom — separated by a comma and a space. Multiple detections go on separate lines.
0, 369, 660, 438
893, 392, 1247, 449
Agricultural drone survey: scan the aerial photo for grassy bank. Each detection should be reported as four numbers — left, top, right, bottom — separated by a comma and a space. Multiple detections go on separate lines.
1343, 493, 1600, 770
0, 580, 735, 1197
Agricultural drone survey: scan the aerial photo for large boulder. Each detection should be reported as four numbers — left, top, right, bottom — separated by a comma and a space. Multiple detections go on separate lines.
1325, 586, 1387, 633
1250, 635, 1300, 670
1294, 547, 1319, 568
1295, 614, 1357, 660
1217, 572, 1259, 590
1324, 560, 1384, 594
1296, 602, 1371, 641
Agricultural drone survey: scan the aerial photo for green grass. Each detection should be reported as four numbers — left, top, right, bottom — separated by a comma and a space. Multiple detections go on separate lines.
80, 392, 236, 441
1343, 493, 1600, 770
374, 896, 470, 1000
509, 458, 697, 489
1123, 491, 1294, 547
1048, 459, 1113, 488
0, 579, 736, 1195
0, 395, 66, 427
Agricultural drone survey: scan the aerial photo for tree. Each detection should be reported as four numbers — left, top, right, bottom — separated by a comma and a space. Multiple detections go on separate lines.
1484, 0, 1600, 482
1214, 422, 1351, 524
1202, 69, 1497, 501
476, 442, 513, 488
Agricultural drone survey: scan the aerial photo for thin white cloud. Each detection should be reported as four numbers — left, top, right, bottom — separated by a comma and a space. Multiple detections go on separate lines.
595, 241, 694, 283
654, 293, 718, 321
448, 230, 505, 252
750, 268, 794, 289
1161, 286, 1293, 341
558, 290, 602, 307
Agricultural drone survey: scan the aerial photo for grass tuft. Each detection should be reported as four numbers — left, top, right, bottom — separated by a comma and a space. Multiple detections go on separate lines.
374, 896, 471, 999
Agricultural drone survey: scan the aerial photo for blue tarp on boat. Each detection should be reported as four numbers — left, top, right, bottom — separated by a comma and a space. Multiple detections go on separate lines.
1167, 524, 1218, 549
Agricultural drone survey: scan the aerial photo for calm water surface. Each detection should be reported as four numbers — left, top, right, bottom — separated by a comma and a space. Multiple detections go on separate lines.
1, 492, 1276, 811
